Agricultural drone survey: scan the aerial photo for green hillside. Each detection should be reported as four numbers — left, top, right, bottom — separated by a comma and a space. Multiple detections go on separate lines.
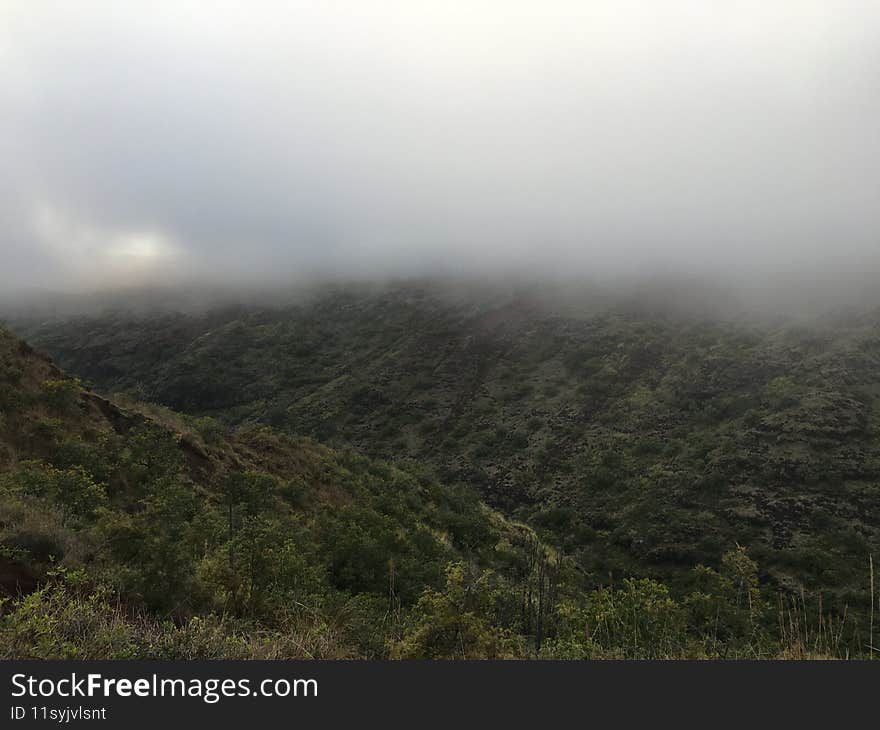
0, 327, 559, 658
5, 282, 880, 658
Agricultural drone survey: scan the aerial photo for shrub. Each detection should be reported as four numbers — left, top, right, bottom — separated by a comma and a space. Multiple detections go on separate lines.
40, 379, 82, 416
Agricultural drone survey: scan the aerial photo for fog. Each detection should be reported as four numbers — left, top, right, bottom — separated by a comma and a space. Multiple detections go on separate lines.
2, 2, 880, 306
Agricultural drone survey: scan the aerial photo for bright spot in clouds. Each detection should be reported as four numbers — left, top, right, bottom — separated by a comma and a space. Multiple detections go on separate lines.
109, 232, 176, 264
29, 203, 184, 288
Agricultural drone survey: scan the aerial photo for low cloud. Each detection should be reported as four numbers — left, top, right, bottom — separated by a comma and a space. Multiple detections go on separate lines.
2, 1, 879, 300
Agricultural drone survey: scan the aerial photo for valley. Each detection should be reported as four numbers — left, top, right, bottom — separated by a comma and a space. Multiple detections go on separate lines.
3, 281, 878, 658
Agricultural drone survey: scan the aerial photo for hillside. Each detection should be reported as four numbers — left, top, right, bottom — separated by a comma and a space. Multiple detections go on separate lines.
4, 282, 880, 658
0, 326, 563, 658
12, 285, 880, 591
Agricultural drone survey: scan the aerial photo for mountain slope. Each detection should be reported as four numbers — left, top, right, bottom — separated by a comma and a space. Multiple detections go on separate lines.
0, 326, 560, 658
12, 284, 880, 604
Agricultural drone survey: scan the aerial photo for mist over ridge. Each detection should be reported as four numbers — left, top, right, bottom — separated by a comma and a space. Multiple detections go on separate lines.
2, 1, 880, 309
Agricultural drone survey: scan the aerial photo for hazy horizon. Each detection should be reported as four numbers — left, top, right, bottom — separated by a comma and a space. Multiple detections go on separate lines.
2, 2, 879, 303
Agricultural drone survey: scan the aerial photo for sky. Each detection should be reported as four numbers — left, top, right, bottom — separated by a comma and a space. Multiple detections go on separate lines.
2, 1, 879, 295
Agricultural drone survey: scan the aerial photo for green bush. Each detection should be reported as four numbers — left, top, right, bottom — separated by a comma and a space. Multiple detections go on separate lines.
40, 379, 82, 416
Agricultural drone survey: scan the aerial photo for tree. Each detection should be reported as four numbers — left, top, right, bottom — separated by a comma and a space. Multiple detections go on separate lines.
391, 562, 524, 659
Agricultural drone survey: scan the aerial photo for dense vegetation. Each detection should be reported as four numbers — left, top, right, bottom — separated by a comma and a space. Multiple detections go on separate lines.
0, 327, 554, 657
4, 282, 879, 658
